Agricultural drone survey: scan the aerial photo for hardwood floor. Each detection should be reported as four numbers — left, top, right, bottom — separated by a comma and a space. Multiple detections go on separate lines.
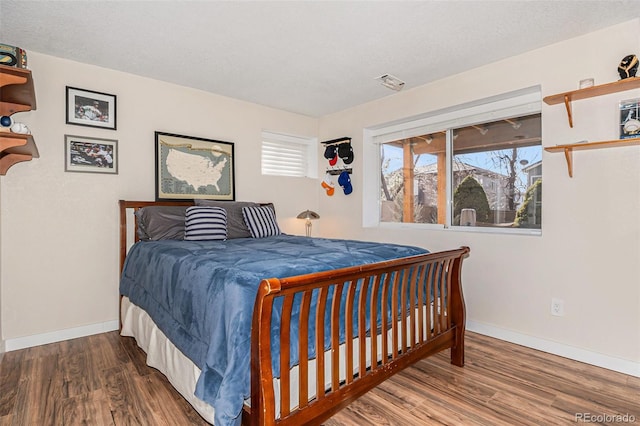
0, 331, 637, 425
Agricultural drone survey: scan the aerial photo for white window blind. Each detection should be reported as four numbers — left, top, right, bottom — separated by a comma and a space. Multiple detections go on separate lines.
261, 131, 317, 178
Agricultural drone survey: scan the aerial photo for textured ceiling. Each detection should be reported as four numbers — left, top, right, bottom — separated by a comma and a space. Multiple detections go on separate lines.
0, 1, 637, 117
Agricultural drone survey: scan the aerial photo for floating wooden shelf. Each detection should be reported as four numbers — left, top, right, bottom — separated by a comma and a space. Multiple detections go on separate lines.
0, 64, 37, 116
0, 64, 38, 175
543, 77, 640, 128
544, 137, 640, 177
0, 133, 39, 175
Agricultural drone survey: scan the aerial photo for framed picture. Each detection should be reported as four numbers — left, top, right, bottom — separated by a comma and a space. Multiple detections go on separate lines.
155, 131, 235, 201
66, 86, 117, 130
64, 134, 118, 174
619, 98, 640, 139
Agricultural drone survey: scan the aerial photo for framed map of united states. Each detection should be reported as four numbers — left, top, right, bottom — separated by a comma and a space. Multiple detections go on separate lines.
155, 132, 235, 201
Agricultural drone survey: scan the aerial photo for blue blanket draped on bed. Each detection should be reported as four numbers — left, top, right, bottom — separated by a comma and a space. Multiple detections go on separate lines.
119, 234, 427, 426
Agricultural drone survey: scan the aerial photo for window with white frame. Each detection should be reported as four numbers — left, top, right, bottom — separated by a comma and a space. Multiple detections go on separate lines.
261, 131, 317, 178
370, 86, 542, 232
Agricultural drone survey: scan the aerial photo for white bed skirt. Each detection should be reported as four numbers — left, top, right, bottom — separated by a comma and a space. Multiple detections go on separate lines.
120, 296, 439, 424
120, 296, 218, 423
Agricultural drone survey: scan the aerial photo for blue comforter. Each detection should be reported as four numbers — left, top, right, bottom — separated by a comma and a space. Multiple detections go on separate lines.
120, 234, 427, 425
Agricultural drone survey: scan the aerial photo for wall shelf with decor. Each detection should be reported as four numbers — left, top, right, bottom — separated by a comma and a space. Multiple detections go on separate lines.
544, 137, 640, 177
544, 76, 640, 177
0, 64, 38, 175
543, 77, 640, 128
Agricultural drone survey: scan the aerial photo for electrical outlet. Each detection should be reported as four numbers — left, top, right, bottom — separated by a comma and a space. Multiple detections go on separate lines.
551, 298, 564, 316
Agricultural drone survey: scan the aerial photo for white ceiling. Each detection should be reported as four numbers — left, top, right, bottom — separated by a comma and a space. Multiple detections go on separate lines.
1, 1, 638, 117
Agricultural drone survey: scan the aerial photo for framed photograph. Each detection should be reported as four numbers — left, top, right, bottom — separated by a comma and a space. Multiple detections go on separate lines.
155, 131, 235, 201
619, 98, 640, 139
64, 134, 118, 174
66, 86, 117, 130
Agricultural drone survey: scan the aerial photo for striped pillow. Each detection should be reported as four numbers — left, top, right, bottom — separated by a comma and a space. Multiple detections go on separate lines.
242, 205, 281, 238
184, 206, 227, 241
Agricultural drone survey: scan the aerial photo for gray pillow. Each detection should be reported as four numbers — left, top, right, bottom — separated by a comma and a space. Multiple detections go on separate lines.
194, 200, 259, 239
135, 206, 188, 240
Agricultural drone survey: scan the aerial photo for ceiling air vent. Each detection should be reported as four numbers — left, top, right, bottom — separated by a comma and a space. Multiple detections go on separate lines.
376, 74, 405, 91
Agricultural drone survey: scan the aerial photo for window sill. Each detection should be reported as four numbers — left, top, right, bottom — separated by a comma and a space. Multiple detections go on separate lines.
375, 221, 542, 236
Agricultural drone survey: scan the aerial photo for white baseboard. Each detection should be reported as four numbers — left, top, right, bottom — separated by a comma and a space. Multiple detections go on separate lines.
4, 320, 119, 352
467, 320, 640, 378
4, 319, 638, 378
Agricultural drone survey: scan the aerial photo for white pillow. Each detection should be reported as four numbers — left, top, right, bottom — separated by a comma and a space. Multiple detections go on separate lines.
184, 206, 227, 241
242, 205, 281, 238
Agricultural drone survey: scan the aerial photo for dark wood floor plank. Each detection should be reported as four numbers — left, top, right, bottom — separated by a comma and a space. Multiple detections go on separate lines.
0, 331, 637, 425
10, 354, 65, 425
119, 334, 153, 377
0, 349, 24, 417
101, 365, 150, 425
135, 372, 209, 426
57, 389, 114, 426
61, 350, 102, 398
89, 332, 131, 371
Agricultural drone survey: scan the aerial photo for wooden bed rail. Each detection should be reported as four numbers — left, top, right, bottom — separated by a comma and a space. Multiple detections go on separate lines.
248, 246, 470, 426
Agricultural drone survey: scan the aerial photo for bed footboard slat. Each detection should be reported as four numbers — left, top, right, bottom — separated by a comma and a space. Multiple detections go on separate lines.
298, 292, 311, 408
279, 295, 294, 417
314, 287, 328, 402
344, 280, 356, 386
357, 275, 369, 379
330, 283, 344, 392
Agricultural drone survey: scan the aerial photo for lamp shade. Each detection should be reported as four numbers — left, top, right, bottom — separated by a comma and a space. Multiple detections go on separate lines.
296, 210, 320, 220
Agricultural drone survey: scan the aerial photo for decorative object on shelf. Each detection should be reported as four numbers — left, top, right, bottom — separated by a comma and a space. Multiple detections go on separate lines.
0, 114, 11, 129
10, 122, 30, 134
0, 43, 27, 68
296, 209, 320, 237
65, 86, 117, 130
321, 172, 335, 196
155, 131, 235, 201
64, 134, 118, 174
618, 54, 638, 80
579, 78, 594, 89
619, 98, 640, 139
338, 170, 353, 195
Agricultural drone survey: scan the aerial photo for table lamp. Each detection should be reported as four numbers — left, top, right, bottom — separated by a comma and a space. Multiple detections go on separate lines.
296, 210, 320, 237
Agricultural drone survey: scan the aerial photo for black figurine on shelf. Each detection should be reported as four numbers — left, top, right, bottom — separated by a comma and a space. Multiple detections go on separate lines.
618, 54, 638, 79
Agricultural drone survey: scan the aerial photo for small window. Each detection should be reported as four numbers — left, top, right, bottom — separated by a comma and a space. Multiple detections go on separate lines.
261, 131, 317, 178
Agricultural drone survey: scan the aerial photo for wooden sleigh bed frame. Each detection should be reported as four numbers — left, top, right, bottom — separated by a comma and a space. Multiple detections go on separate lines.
119, 200, 470, 426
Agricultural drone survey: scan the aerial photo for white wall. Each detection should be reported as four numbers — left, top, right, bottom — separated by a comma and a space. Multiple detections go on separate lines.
317, 19, 640, 373
0, 52, 319, 342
